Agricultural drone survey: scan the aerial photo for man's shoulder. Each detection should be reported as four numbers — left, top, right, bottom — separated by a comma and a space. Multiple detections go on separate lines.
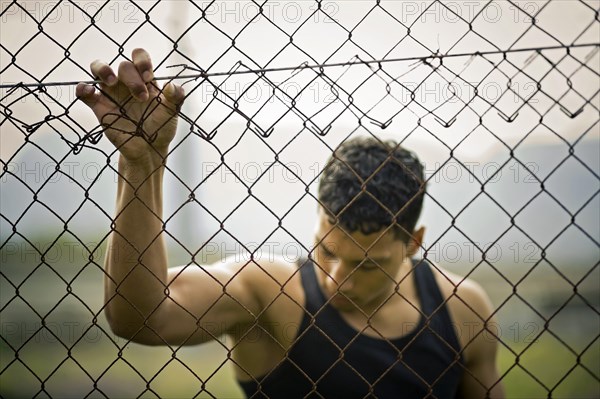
425, 261, 493, 318
425, 261, 497, 360
426, 261, 504, 391
232, 256, 303, 285
211, 254, 298, 276
220, 256, 305, 308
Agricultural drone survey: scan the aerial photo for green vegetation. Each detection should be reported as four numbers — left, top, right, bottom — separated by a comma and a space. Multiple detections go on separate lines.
498, 334, 599, 398
2, 329, 598, 398
1, 239, 598, 398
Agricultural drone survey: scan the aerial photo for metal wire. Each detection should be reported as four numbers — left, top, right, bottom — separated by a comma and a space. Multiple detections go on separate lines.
1, 0, 599, 398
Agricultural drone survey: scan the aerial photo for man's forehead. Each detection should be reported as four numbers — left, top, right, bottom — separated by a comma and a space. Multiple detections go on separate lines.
315, 212, 398, 255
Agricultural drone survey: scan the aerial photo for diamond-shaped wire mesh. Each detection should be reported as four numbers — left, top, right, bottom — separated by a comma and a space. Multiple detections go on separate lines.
1, 1, 599, 398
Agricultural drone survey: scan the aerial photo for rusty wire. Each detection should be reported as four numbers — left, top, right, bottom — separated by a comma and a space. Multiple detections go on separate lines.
1, 0, 599, 398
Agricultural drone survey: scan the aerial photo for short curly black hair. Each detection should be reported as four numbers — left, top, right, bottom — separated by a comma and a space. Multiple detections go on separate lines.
318, 136, 426, 242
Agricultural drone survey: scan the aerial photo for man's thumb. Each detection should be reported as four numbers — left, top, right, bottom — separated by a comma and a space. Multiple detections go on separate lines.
163, 82, 185, 111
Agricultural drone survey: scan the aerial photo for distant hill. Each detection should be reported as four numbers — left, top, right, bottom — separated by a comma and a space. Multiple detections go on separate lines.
421, 139, 599, 268
1, 127, 598, 270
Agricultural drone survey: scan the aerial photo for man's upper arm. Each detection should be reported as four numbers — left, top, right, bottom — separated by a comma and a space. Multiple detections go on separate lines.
455, 280, 506, 399
139, 260, 263, 346
459, 329, 505, 398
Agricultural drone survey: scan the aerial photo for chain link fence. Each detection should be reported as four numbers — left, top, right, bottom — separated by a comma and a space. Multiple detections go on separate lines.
1, 0, 599, 398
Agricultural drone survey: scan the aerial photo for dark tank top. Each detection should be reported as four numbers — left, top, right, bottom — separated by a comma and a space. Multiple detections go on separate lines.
238, 258, 464, 398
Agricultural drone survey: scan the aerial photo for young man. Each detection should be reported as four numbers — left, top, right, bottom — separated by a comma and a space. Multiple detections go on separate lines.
77, 48, 505, 398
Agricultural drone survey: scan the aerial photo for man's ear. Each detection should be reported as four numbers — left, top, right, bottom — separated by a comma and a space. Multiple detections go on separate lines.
407, 226, 425, 257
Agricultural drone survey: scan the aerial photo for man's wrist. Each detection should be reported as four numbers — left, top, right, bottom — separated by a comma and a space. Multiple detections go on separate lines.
118, 153, 166, 186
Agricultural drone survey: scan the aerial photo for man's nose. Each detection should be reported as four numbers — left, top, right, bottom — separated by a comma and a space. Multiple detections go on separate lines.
330, 262, 355, 291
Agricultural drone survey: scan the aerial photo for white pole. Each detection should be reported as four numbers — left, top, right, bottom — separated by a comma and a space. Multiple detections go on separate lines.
165, 0, 202, 253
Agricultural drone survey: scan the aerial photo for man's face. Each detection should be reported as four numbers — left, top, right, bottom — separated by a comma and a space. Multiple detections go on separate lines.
313, 210, 413, 315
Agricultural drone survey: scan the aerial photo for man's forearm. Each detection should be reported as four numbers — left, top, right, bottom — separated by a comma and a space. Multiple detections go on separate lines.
104, 154, 169, 339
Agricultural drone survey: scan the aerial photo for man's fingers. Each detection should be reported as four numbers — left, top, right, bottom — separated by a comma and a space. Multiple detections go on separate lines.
132, 48, 154, 83
118, 60, 148, 101
76, 83, 101, 110
90, 60, 117, 86
85, 51, 183, 115
132, 48, 160, 98
163, 82, 185, 110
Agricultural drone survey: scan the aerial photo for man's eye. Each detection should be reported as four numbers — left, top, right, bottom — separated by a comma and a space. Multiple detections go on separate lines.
361, 262, 380, 271
320, 247, 335, 258
323, 250, 335, 258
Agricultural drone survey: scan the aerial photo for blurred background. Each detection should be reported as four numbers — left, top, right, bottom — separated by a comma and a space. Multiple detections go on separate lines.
1, 0, 599, 397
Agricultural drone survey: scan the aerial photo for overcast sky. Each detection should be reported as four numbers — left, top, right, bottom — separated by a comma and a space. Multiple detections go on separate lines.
1, 1, 598, 262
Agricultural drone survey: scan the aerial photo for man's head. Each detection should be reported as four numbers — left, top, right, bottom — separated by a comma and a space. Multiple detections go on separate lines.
313, 137, 427, 313
317, 136, 426, 243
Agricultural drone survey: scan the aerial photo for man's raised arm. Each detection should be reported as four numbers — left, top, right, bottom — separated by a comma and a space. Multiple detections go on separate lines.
76, 49, 260, 345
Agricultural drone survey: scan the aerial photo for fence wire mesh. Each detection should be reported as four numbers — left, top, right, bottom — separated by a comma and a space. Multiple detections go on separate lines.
1, 0, 599, 398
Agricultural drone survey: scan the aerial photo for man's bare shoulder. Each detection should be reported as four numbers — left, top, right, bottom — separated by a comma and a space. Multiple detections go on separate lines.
425, 262, 506, 397
228, 255, 302, 286
168, 256, 303, 313
426, 261, 494, 320
426, 261, 498, 362
220, 256, 305, 310
194, 255, 299, 282
216, 256, 306, 346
